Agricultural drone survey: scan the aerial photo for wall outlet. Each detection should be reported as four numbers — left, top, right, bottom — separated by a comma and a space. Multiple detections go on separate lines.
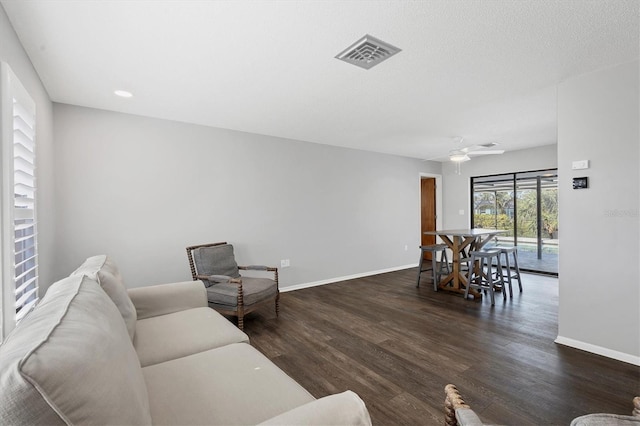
280, 259, 290, 268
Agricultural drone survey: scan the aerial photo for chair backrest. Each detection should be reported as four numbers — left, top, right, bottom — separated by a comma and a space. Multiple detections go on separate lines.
187, 242, 241, 279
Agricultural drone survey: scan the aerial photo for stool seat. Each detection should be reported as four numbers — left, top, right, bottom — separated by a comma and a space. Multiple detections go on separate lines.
494, 245, 517, 253
422, 244, 447, 252
417, 244, 450, 291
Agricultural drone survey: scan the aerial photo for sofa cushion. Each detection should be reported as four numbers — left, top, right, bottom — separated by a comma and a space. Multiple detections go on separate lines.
134, 307, 249, 367
71, 254, 137, 339
143, 343, 315, 425
0, 275, 151, 425
206, 277, 277, 307
258, 390, 372, 425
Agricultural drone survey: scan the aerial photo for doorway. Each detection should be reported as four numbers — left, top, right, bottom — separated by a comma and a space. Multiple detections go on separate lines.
471, 169, 558, 275
420, 176, 441, 260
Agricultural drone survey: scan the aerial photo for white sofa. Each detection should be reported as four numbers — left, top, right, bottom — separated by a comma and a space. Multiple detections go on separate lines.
0, 255, 371, 425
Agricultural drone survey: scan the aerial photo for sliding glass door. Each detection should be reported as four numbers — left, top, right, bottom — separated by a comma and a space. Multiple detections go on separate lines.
471, 169, 558, 275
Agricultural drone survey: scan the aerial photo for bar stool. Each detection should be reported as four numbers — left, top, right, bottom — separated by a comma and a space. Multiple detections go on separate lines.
416, 244, 450, 291
495, 246, 523, 296
465, 249, 505, 305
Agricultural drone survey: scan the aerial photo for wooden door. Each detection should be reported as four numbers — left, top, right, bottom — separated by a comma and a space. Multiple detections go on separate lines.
421, 178, 436, 259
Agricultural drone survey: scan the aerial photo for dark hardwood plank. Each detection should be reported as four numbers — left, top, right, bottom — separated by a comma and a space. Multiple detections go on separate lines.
242, 269, 640, 425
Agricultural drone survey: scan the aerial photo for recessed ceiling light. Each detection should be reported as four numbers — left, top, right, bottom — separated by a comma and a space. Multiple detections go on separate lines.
114, 90, 133, 98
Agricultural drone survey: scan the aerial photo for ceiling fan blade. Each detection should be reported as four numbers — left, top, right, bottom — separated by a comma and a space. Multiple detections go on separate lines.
422, 155, 449, 162
467, 149, 505, 156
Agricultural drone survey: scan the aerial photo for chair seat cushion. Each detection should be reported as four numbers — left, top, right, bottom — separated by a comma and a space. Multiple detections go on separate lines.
134, 307, 249, 367
206, 277, 277, 307
142, 343, 315, 425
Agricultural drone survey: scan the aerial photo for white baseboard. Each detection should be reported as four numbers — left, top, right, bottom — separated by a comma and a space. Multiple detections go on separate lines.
555, 336, 640, 366
280, 264, 417, 293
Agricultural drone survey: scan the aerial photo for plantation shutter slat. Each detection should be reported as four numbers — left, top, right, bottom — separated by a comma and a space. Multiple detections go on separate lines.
14, 276, 37, 295
11, 88, 38, 320
15, 298, 38, 322
15, 253, 37, 271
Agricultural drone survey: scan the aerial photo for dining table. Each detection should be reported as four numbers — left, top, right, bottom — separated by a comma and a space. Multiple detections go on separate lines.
423, 228, 507, 296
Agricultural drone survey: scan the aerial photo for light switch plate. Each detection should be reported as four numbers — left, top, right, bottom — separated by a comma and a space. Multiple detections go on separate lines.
572, 160, 589, 170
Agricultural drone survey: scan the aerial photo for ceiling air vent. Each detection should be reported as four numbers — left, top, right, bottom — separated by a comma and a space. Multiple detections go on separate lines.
335, 34, 401, 70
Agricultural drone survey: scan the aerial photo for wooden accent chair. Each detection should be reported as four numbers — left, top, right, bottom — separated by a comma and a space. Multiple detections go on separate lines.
445, 384, 640, 426
444, 384, 477, 426
186, 242, 279, 330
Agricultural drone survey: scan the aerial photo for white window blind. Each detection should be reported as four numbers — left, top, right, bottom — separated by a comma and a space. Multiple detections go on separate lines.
12, 94, 38, 322
1, 63, 38, 337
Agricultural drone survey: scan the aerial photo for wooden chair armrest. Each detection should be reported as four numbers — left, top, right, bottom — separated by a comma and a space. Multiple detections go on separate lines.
239, 265, 278, 272
445, 384, 470, 426
238, 266, 279, 290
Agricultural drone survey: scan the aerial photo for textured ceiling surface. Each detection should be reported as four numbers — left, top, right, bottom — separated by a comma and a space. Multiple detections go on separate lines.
2, 0, 638, 160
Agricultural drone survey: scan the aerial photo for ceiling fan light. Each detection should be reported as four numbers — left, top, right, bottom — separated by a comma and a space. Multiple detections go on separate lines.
449, 151, 470, 162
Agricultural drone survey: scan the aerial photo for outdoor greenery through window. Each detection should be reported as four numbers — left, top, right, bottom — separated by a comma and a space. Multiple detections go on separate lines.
471, 169, 558, 275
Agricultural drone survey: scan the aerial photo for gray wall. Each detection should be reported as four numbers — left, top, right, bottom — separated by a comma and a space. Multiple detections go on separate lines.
52, 104, 441, 289
441, 144, 558, 229
557, 60, 639, 364
0, 6, 55, 292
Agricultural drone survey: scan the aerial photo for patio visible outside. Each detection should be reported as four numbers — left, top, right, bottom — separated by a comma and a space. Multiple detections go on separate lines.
486, 236, 558, 275
472, 169, 559, 275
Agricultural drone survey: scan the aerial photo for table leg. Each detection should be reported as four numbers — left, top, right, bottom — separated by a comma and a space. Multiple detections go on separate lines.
437, 235, 455, 289
437, 235, 478, 296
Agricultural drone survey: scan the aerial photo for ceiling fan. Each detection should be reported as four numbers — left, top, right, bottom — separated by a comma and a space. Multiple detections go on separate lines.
448, 142, 504, 163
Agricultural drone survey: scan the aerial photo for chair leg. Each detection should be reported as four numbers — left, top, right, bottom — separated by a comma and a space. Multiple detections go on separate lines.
484, 259, 496, 306
442, 249, 451, 275
502, 252, 513, 298
464, 254, 475, 300
513, 250, 523, 292
431, 253, 439, 291
237, 290, 245, 330
237, 314, 244, 331
497, 256, 506, 300
416, 250, 424, 288
275, 292, 280, 317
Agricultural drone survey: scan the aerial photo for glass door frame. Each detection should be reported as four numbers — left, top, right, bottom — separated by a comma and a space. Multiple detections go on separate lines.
470, 168, 558, 275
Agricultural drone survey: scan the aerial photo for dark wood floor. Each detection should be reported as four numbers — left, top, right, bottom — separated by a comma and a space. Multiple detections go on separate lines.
242, 268, 640, 425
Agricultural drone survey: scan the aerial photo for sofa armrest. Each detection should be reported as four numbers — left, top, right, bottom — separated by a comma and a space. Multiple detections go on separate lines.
258, 391, 371, 426
127, 280, 207, 319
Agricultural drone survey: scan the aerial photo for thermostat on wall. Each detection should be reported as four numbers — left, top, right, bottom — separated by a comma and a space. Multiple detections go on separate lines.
572, 177, 588, 189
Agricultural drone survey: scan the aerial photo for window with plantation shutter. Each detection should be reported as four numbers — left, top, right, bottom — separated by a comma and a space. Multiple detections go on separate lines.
12, 93, 38, 322
1, 63, 38, 338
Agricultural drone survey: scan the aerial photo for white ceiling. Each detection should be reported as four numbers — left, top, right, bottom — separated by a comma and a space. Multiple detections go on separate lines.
2, 0, 638, 160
